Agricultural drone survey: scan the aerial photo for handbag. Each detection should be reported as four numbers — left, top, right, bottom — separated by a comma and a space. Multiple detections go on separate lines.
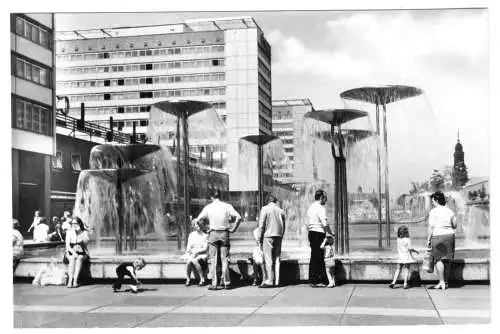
62, 251, 69, 265
422, 248, 434, 273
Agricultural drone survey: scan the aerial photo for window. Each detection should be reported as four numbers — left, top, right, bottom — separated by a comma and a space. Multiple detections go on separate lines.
212, 59, 220, 66
145, 77, 153, 84
15, 16, 52, 49
145, 63, 153, 70
104, 94, 111, 100
52, 151, 64, 169
71, 154, 82, 171
13, 97, 52, 135
139, 91, 153, 99
104, 80, 110, 87
140, 120, 148, 126
117, 107, 124, 114
117, 79, 124, 86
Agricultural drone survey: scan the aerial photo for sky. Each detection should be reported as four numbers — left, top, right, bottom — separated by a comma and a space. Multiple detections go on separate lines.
54, 9, 490, 193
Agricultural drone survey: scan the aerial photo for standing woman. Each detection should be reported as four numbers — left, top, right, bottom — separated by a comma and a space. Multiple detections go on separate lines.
65, 217, 90, 288
427, 191, 457, 290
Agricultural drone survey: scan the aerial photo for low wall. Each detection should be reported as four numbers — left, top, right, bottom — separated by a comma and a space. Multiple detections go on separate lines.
15, 257, 489, 283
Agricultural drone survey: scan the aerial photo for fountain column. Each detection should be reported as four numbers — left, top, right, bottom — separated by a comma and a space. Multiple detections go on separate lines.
305, 109, 369, 255
240, 134, 279, 213
340, 86, 424, 248
152, 100, 212, 249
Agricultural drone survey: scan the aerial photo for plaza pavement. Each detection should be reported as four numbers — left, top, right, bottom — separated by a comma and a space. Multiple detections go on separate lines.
13, 282, 490, 327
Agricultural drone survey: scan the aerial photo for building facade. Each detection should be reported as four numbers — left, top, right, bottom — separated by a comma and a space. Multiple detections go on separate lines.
271, 99, 315, 184
55, 16, 272, 193
11, 13, 56, 232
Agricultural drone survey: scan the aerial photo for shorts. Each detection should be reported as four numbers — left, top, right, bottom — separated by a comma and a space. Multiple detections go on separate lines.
208, 230, 230, 248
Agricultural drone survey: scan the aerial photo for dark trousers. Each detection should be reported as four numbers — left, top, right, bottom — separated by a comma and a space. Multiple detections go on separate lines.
308, 231, 326, 284
112, 269, 134, 290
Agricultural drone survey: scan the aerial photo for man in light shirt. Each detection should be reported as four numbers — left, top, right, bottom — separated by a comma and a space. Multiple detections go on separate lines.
193, 190, 242, 290
307, 189, 333, 287
256, 194, 286, 288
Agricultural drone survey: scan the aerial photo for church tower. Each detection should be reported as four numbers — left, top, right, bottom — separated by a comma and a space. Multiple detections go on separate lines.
452, 131, 468, 188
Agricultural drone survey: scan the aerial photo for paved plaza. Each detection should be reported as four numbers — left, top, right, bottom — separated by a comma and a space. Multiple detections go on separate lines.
13, 282, 490, 327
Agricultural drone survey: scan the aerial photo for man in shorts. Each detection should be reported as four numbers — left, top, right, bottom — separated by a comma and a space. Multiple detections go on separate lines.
193, 190, 242, 290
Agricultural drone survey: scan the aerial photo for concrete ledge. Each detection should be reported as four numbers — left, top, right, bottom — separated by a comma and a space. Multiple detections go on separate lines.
15, 257, 489, 282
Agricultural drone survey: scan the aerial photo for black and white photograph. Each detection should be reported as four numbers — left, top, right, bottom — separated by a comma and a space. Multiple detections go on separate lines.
7, 0, 494, 328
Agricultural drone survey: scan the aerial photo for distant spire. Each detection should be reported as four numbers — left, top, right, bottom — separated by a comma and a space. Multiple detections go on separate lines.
457, 129, 460, 142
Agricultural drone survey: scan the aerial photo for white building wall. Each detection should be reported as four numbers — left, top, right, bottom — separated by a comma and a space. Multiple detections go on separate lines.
225, 28, 260, 192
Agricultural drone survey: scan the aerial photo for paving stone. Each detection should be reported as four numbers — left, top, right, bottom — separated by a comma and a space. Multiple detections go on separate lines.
348, 296, 435, 309
109, 295, 194, 306
340, 314, 442, 326
137, 313, 248, 327
39, 312, 155, 328
185, 295, 269, 308
14, 311, 66, 328
441, 317, 491, 325
239, 313, 341, 326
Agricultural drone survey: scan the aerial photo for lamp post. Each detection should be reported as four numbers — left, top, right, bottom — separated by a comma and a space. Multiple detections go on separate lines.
340, 86, 424, 248
240, 134, 279, 215
152, 100, 212, 249
305, 109, 369, 255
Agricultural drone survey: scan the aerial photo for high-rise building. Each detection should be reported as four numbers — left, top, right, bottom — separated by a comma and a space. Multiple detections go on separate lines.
55, 16, 272, 193
11, 13, 56, 232
272, 99, 315, 184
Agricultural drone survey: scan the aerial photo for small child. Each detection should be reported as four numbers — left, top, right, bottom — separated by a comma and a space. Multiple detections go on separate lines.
112, 258, 146, 293
320, 234, 336, 288
250, 227, 265, 286
389, 226, 419, 289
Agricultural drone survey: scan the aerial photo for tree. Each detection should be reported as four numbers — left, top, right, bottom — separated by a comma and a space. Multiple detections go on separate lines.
429, 169, 445, 192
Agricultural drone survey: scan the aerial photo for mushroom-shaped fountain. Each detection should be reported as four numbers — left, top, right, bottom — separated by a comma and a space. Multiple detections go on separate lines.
340, 85, 424, 247
305, 109, 369, 255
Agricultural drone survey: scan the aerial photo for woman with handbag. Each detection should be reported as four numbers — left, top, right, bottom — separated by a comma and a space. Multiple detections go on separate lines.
65, 217, 90, 288
427, 191, 457, 290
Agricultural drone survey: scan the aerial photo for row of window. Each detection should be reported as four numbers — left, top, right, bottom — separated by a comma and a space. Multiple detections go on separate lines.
273, 130, 294, 137
258, 73, 271, 92
259, 101, 272, 119
57, 45, 225, 61
57, 59, 225, 75
15, 57, 52, 88
57, 73, 225, 89
258, 59, 271, 78
15, 16, 52, 49
281, 139, 294, 145
52, 151, 82, 171
259, 115, 272, 132
93, 119, 149, 129
273, 109, 293, 120
68, 87, 226, 102
67, 101, 226, 117
13, 97, 52, 136
259, 87, 272, 106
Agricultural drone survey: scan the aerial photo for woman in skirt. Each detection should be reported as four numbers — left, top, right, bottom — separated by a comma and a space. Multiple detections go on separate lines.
427, 191, 457, 290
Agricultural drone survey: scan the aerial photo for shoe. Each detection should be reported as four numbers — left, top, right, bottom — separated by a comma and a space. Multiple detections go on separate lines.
198, 280, 206, 287
208, 285, 218, 291
185, 279, 191, 287
327, 283, 336, 288
403, 284, 409, 290
259, 284, 273, 289
223, 285, 232, 290
389, 283, 396, 289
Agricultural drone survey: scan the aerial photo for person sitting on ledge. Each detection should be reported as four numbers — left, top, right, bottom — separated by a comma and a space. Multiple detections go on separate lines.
183, 219, 209, 287
112, 258, 147, 293
65, 217, 90, 288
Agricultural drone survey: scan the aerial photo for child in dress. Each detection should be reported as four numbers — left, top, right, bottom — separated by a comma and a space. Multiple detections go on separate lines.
320, 234, 336, 288
183, 219, 209, 286
112, 258, 146, 293
389, 226, 419, 289
250, 227, 265, 286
